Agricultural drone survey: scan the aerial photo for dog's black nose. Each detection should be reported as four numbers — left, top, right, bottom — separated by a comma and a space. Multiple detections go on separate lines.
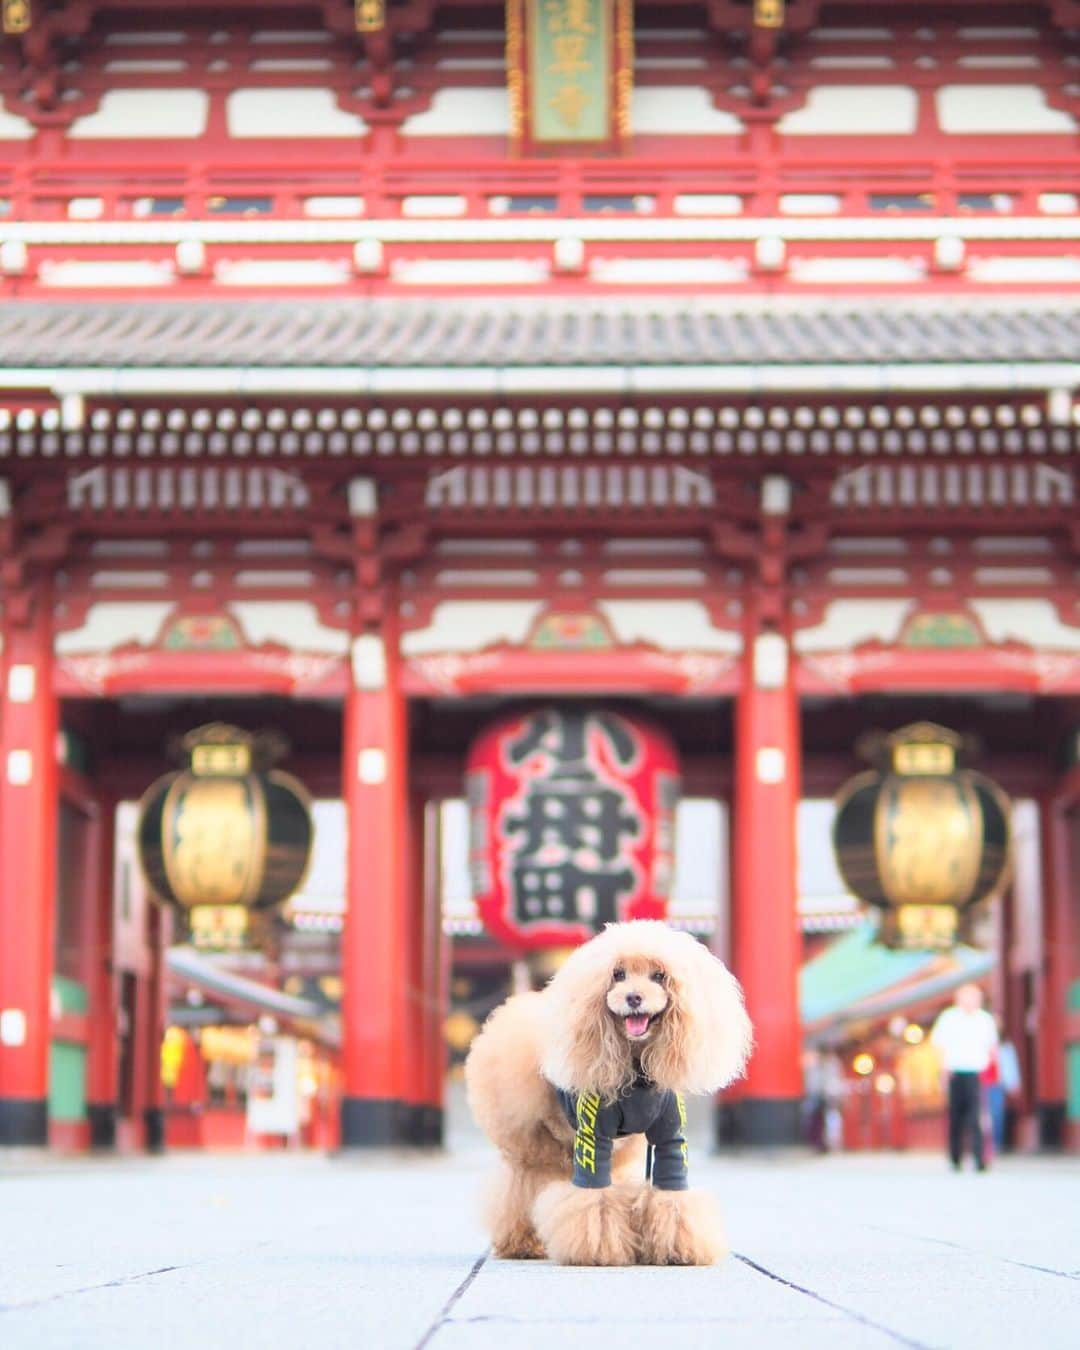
625, 992, 643, 1009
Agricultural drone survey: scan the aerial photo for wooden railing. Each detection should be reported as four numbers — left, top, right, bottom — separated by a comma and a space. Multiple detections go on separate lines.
1, 152, 1078, 223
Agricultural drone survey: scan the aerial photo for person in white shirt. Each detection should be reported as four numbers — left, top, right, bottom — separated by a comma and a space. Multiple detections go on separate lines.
930, 983, 999, 1171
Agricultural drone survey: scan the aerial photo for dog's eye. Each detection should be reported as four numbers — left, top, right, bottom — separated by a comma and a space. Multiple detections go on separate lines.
650, 970, 666, 984
612, 967, 626, 983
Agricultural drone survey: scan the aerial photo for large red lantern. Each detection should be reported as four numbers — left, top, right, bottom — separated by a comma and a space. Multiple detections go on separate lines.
466, 707, 679, 951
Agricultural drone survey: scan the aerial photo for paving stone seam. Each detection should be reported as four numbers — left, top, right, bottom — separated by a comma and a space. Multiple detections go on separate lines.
1007, 1262, 1080, 1281
413, 1251, 489, 1350
445, 1314, 853, 1327
734, 1254, 936, 1350
864, 1225, 1080, 1282
0, 1264, 197, 1315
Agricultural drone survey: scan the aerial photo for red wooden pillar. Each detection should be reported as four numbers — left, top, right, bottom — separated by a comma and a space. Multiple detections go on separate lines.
1065, 800, 1080, 1154
143, 902, 168, 1153
340, 621, 412, 1146
992, 884, 1010, 1028
420, 798, 446, 1146
0, 590, 60, 1146
403, 791, 446, 1148
84, 793, 119, 1149
1036, 793, 1071, 1149
401, 786, 428, 1142
721, 613, 803, 1146
996, 878, 1028, 1152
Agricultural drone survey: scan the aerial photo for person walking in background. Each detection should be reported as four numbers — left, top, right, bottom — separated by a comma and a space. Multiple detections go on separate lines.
984, 1020, 1022, 1154
821, 1050, 847, 1153
980, 1038, 1001, 1162
930, 983, 999, 1171
802, 1048, 828, 1151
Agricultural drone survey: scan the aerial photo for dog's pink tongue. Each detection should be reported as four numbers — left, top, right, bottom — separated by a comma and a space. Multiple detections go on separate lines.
625, 1014, 650, 1037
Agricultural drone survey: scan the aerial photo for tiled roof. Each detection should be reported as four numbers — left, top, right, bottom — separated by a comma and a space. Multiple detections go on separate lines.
800, 923, 992, 1032
1, 299, 1078, 369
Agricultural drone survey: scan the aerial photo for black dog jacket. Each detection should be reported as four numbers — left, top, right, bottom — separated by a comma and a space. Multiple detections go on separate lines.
555, 1081, 689, 1190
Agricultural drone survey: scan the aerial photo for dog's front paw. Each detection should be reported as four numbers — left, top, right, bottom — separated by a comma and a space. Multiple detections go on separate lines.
492, 1231, 546, 1260
532, 1180, 641, 1266
634, 1187, 729, 1266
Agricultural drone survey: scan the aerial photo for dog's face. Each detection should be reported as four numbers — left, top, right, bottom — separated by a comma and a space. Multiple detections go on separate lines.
605, 954, 670, 1044
540, 921, 752, 1100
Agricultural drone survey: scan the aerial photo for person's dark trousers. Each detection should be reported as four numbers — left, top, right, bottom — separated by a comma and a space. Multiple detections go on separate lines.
948, 1071, 984, 1168
987, 1084, 1007, 1153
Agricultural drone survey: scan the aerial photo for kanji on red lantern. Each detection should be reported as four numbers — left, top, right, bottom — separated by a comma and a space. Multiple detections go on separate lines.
466, 707, 679, 951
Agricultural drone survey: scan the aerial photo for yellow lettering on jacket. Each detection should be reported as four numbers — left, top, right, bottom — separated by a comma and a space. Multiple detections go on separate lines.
574, 1092, 601, 1173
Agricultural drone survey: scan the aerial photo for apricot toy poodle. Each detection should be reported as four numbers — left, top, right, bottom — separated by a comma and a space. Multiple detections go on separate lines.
465, 920, 752, 1266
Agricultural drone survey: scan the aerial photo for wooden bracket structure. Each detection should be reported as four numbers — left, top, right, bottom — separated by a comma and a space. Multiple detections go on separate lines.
706, 0, 820, 108
4, 0, 95, 126
320, 0, 437, 112
0, 488, 71, 627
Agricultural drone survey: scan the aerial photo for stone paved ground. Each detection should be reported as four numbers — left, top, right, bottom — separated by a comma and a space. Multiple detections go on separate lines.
1, 1140, 1077, 1350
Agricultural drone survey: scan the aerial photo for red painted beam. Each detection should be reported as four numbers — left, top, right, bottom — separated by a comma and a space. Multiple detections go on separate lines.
50, 1012, 90, 1044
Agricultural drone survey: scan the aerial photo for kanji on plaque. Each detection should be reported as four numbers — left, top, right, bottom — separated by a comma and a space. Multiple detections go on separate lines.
466, 707, 679, 951
506, 0, 632, 151
533, 0, 606, 141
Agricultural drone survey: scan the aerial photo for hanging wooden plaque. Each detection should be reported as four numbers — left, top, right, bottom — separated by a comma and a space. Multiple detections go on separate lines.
507, 0, 633, 154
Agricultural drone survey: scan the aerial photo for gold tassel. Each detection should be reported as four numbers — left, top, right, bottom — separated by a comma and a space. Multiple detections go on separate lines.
355, 0, 385, 33
753, 0, 785, 28
2, 0, 31, 36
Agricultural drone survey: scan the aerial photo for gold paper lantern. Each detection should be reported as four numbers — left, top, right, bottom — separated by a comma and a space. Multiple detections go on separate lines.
833, 723, 1010, 949
137, 724, 313, 918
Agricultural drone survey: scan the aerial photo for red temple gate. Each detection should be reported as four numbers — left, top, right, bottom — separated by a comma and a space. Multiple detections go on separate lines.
0, 1, 1077, 1151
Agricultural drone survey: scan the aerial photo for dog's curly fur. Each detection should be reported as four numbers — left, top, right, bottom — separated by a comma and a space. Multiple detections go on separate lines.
465, 921, 752, 1266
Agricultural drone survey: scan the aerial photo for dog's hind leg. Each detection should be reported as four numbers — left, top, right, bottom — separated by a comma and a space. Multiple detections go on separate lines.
485, 1159, 563, 1259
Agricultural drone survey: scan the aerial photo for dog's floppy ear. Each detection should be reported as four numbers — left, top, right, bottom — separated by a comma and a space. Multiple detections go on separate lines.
539, 944, 632, 1100
642, 937, 753, 1095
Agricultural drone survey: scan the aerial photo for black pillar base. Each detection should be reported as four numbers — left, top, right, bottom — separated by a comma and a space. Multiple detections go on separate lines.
715, 1097, 803, 1149
340, 1097, 405, 1148
87, 1104, 117, 1150
401, 1104, 444, 1147
340, 1098, 444, 1148
1037, 1101, 1066, 1151
398, 1104, 429, 1147
421, 1106, 444, 1148
144, 1106, 166, 1155
0, 1098, 48, 1147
